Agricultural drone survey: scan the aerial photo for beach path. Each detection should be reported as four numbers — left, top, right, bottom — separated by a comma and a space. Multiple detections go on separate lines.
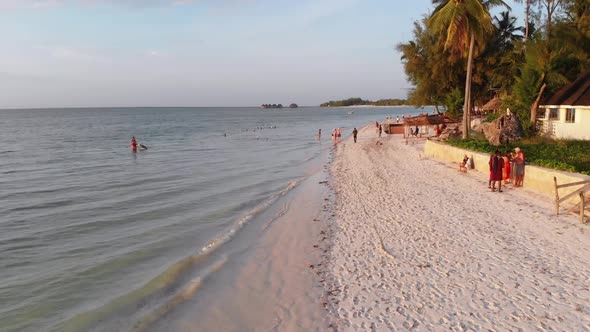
325, 127, 590, 331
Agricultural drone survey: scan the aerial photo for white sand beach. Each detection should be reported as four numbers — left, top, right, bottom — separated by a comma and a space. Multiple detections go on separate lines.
320, 126, 590, 330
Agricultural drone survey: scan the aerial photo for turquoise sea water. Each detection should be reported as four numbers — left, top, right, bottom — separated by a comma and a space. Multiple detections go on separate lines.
0, 106, 426, 331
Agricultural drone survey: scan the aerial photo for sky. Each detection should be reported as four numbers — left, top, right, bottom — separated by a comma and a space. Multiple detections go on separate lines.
0, 0, 524, 108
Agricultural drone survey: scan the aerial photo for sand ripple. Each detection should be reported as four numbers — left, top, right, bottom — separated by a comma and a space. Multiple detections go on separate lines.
322, 127, 590, 331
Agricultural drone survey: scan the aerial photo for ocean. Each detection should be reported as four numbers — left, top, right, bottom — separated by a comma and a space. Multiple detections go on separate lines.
0, 106, 425, 331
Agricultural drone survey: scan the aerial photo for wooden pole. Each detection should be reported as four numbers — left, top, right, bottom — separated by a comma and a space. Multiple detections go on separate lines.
580, 191, 586, 224
554, 177, 559, 215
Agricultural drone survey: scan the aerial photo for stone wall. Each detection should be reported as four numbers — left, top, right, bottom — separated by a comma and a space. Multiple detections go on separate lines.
424, 140, 590, 204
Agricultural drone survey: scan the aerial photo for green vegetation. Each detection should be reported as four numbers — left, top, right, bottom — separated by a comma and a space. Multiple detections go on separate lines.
429, 0, 498, 138
397, 0, 590, 137
320, 98, 407, 107
373, 99, 408, 106
483, 112, 501, 123
447, 137, 590, 175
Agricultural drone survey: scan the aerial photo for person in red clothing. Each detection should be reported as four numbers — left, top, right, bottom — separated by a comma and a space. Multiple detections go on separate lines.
488, 150, 505, 192
130, 136, 137, 152
502, 151, 512, 185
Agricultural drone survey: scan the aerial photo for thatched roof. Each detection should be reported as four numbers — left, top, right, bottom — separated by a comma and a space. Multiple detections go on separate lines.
478, 114, 524, 146
542, 70, 590, 106
481, 96, 503, 110
403, 114, 457, 126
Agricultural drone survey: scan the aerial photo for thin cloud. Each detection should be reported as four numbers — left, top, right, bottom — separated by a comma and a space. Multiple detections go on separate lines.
296, 0, 361, 26
145, 50, 168, 57
0, 0, 63, 10
48, 46, 105, 62
0, 0, 196, 10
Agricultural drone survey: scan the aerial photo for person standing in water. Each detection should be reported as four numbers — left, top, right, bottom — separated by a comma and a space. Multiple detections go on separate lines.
318, 129, 321, 141
130, 136, 137, 152
352, 128, 358, 143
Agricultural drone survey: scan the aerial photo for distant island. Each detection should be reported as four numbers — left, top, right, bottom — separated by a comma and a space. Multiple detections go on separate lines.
261, 104, 283, 109
261, 103, 299, 109
320, 97, 407, 107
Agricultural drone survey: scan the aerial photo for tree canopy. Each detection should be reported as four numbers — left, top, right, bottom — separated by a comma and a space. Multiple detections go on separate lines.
320, 98, 407, 107
398, 0, 590, 136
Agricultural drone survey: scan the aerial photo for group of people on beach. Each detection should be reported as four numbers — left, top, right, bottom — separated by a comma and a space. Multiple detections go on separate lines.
487, 147, 525, 192
331, 128, 342, 141
375, 121, 382, 138
317, 127, 359, 143
459, 147, 525, 192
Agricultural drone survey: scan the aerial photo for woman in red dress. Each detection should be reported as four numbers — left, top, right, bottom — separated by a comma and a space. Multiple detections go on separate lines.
502, 151, 511, 185
489, 150, 505, 192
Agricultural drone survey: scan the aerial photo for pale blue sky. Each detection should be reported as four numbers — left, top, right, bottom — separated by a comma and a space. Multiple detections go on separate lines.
0, 0, 524, 108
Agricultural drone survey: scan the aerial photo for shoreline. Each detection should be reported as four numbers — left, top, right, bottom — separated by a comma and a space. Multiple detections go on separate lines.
320, 128, 590, 330
145, 156, 335, 331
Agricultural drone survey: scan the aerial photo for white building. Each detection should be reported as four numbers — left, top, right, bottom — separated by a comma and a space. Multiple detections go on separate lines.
538, 70, 590, 140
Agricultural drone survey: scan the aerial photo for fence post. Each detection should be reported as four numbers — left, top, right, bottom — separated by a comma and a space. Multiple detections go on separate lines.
554, 177, 559, 215
580, 191, 586, 224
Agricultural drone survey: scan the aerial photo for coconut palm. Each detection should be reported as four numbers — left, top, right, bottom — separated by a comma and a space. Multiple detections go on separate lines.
512, 0, 539, 41
429, 0, 509, 138
494, 11, 524, 49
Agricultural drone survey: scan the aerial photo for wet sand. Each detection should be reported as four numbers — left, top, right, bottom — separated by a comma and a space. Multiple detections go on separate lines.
320, 126, 590, 330
146, 171, 333, 332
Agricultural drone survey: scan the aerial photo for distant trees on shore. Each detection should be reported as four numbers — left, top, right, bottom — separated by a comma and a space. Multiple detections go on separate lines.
320, 98, 407, 107
261, 104, 283, 109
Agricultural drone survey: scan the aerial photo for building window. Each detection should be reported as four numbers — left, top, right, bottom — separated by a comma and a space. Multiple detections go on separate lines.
566, 108, 576, 123
537, 108, 546, 119
549, 108, 559, 120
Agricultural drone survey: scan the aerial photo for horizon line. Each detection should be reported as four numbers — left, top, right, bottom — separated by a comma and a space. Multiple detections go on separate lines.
0, 104, 424, 111
0, 105, 320, 111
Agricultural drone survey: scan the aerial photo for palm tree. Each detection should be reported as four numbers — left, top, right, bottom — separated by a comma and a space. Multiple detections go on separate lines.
429, 0, 509, 138
513, 0, 539, 42
494, 11, 524, 49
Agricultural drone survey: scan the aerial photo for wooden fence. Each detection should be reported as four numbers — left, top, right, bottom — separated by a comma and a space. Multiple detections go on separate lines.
554, 177, 590, 224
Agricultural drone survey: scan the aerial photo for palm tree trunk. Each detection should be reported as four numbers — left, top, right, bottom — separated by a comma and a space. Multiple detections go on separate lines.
462, 32, 475, 139
530, 71, 548, 125
530, 83, 547, 124
525, 0, 530, 42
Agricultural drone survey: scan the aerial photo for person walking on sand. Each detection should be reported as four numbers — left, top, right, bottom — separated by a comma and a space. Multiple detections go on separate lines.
489, 150, 505, 192
318, 129, 321, 141
352, 128, 358, 143
513, 147, 525, 187
130, 136, 137, 152
378, 124, 382, 138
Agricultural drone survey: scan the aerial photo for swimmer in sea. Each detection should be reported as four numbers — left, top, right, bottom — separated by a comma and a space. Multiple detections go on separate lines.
130, 136, 137, 152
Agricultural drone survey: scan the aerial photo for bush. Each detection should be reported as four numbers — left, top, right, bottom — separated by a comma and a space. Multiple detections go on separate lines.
446, 137, 590, 175
483, 112, 501, 123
